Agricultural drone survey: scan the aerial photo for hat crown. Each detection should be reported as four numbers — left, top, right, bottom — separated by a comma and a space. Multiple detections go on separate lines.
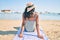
27, 2, 33, 7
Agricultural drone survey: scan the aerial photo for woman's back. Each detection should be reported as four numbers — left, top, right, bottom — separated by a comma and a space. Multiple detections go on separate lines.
24, 13, 37, 32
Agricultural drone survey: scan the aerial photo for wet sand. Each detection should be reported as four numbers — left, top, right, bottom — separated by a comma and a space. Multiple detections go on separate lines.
0, 20, 60, 40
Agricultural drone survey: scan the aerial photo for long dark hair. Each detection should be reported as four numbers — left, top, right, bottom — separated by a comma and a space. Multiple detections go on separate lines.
23, 5, 35, 19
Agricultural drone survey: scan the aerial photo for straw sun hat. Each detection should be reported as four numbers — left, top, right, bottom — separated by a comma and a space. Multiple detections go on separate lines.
26, 2, 35, 12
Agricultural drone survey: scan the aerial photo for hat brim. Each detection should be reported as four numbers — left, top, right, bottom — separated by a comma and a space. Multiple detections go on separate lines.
27, 6, 35, 12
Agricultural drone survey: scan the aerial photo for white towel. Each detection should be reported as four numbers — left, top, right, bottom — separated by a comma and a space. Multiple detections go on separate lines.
13, 27, 48, 40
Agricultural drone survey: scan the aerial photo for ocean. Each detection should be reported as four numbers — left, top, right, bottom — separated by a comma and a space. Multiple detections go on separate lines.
0, 12, 60, 20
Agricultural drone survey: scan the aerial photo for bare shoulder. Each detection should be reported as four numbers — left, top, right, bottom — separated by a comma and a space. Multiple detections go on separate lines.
34, 12, 39, 17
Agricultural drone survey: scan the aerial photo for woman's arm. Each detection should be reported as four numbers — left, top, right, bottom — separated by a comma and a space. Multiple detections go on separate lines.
36, 14, 40, 36
19, 14, 25, 38
20, 14, 25, 34
36, 14, 44, 39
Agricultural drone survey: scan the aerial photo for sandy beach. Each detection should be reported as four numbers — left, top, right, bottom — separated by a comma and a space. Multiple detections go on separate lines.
0, 20, 60, 40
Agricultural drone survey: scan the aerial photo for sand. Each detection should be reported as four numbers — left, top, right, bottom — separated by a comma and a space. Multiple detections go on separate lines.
0, 20, 60, 40
40, 20, 60, 40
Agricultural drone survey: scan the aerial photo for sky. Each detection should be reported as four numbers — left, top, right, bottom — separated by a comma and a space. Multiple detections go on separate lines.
0, 0, 60, 13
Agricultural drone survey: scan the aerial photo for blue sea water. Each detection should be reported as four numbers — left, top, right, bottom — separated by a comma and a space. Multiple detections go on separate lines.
0, 12, 60, 20
40, 13, 60, 20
